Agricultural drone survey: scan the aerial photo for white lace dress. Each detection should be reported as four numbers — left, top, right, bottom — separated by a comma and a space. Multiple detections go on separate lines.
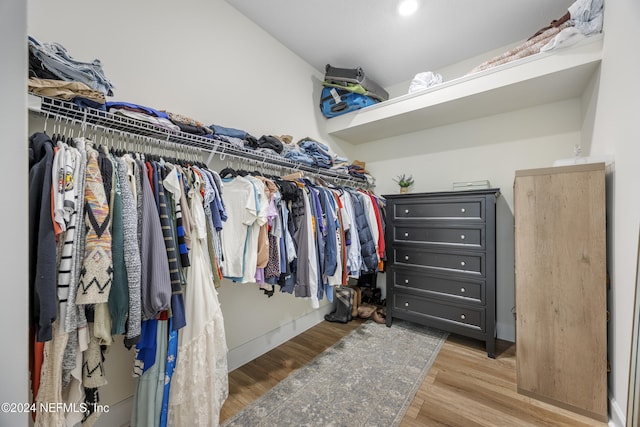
168, 174, 228, 426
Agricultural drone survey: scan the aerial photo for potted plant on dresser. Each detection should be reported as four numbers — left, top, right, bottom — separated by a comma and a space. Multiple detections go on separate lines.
394, 174, 414, 193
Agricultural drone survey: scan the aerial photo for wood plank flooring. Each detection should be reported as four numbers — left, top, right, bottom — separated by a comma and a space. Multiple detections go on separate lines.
220, 320, 608, 426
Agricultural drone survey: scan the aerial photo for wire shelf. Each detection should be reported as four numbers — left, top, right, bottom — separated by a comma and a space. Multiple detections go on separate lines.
28, 94, 371, 188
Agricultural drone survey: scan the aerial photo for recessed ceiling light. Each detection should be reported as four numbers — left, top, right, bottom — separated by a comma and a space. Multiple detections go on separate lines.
397, 0, 419, 16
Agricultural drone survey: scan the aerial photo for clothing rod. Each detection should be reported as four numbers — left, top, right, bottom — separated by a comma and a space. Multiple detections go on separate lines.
28, 94, 372, 189
209, 148, 362, 188
31, 103, 210, 163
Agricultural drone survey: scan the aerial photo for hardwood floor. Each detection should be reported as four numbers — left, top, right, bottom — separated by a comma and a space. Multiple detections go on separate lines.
220, 320, 608, 426
220, 319, 364, 422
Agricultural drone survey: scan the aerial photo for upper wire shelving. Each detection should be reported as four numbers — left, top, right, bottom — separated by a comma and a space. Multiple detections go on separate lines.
28, 94, 370, 188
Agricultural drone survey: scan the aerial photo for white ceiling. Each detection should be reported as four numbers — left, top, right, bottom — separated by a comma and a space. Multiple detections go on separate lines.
226, 0, 575, 88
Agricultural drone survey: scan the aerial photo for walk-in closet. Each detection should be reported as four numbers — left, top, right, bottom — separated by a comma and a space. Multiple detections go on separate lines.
3, 0, 640, 426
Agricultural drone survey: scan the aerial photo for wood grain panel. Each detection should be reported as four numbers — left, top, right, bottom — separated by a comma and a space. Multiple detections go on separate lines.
514, 163, 607, 421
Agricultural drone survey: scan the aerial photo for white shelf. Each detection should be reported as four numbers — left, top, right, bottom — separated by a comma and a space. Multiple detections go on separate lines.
326, 35, 603, 144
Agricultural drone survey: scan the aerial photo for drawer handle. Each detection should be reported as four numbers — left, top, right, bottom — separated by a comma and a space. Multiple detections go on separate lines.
461, 208, 466, 213
460, 314, 466, 320
404, 232, 409, 237
404, 279, 409, 284
404, 255, 410, 261
404, 302, 409, 307
460, 234, 465, 240
460, 287, 466, 293
460, 261, 466, 266
404, 209, 410, 214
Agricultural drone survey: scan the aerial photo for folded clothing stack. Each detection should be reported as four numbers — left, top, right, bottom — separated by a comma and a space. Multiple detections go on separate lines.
348, 160, 368, 179
28, 36, 114, 97
282, 139, 315, 166
297, 138, 334, 168
244, 135, 285, 155
105, 101, 180, 133
165, 112, 213, 136
29, 77, 106, 110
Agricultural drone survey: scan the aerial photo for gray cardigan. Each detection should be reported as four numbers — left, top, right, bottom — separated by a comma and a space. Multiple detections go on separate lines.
137, 160, 172, 321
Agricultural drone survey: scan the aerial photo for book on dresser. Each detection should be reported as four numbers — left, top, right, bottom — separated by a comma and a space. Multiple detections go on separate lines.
383, 189, 500, 358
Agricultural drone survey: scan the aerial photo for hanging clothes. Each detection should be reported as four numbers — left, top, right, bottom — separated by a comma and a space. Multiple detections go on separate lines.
339, 190, 361, 278
27, 115, 384, 427
76, 144, 112, 307
137, 158, 172, 321
155, 162, 186, 331
345, 188, 378, 273
240, 175, 268, 284
131, 317, 167, 427
115, 156, 142, 347
29, 132, 57, 344
168, 171, 228, 426
293, 186, 320, 308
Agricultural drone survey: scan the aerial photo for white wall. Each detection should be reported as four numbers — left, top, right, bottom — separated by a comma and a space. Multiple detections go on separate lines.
26, 0, 342, 424
351, 98, 584, 342
588, 0, 640, 424
0, 1, 29, 426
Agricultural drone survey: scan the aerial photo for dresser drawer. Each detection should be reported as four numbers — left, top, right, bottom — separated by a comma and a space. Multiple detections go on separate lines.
391, 267, 484, 303
393, 292, 485, 331
393, 198, 484, 221
393, 247, 484, 276
394, 224, 484, 248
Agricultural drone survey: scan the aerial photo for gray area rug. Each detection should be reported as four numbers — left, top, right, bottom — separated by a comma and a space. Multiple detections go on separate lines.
222, 320, 448, 427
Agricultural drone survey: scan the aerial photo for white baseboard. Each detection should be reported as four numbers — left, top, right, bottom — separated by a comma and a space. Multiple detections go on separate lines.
227, 305, 334, 371
609, 394, 625, 427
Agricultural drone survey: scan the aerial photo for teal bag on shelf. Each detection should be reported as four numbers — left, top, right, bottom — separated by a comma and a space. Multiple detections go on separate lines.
319, 86, 377, 118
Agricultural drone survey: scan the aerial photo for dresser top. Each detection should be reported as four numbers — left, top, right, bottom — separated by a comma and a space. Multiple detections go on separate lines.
383, 188, 501, 200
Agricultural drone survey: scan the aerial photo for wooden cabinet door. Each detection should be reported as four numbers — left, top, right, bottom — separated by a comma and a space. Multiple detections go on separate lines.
514, 163, 607, 422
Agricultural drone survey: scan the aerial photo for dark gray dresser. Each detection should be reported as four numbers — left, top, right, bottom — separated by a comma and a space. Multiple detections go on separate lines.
383, 189, 500, 358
